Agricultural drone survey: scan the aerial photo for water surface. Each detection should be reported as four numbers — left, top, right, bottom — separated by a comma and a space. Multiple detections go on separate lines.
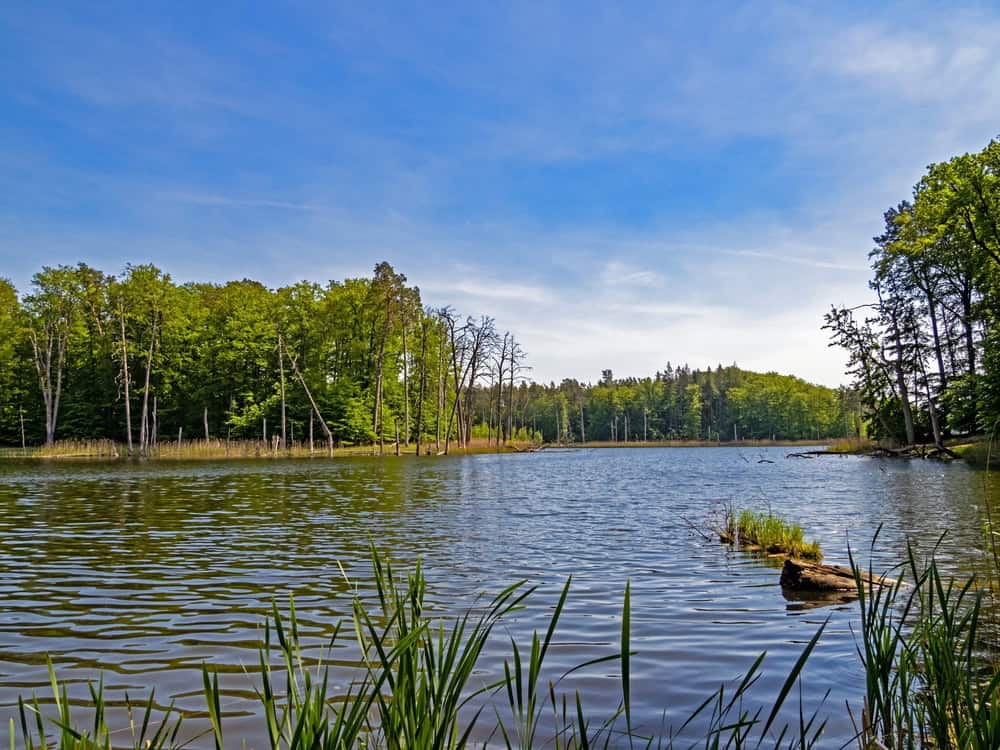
1, 447, 997, 746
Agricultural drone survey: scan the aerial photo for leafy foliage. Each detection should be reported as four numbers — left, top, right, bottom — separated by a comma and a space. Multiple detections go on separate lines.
827, 136, 1000, 444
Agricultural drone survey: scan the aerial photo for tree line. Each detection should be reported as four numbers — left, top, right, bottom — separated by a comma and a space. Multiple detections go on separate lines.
487, 365, 858, 444
825, 136, 1000, 446
0, 261, 528, 455
0, 260, 858, 452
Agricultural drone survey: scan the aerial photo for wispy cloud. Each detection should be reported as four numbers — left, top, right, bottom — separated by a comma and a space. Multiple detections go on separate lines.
157, 191, 321, 212
720, 250, 869, 272
419, 278, 547, 304
600, 261, 665, 289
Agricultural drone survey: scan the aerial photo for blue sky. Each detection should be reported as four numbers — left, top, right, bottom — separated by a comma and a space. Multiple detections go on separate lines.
2, 2, 999, 386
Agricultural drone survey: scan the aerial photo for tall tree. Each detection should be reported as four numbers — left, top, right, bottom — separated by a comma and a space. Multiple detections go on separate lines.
23, 266, 81, 445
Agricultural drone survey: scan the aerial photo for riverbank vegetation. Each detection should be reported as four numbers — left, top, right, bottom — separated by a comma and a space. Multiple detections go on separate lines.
12, 542, 1000, 749
825, 136, 1000, 453
0, 262, 859, 457
0, 436, 540, 460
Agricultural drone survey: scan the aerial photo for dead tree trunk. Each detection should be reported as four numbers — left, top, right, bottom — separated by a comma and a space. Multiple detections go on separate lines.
119, 313, 133, 454
283, 342, 335, 457
138, 315, 157, 456
373, 337, 385, 454
278, 334, 287, 450
402, 323, 410, 446
780, 558, 895, 593
416, 317, 428, 457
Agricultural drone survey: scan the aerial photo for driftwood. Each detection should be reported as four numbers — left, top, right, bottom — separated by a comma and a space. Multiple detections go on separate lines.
785, 445, 959, 461
868, 444, 958, 461
780, 558, 896, 593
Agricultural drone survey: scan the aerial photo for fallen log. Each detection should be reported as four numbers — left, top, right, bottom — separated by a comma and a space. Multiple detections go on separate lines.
780, 557, 896, 593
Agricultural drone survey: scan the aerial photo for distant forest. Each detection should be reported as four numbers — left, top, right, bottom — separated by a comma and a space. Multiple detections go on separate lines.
826, 136, 1000, 446
0, 261, 858, 452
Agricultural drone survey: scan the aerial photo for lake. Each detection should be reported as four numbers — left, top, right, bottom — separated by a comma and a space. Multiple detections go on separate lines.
1, 447, 997, 746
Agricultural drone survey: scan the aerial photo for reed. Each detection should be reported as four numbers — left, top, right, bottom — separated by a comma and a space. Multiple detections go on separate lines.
0, 439, 120, 459
850, 535, 1000, 749
724, 507, 823, 561
825, 436, 875, 454
13, 545, 829, 749
17, 540, 1000, 749
0, 437, 542, 461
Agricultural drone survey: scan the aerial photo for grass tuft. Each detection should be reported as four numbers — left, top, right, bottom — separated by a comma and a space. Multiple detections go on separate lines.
723, 507, 823, 561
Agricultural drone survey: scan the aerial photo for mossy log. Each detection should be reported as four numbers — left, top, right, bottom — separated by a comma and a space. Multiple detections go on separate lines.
780, 558, 896, 593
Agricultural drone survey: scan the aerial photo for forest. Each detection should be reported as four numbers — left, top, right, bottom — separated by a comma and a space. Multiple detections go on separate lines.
0, 260, 857, 453
825, 136, 1000, 447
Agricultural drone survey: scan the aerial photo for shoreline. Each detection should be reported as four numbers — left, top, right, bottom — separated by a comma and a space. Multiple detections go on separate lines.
557, 438, 830, 449
0, 437, 838, 461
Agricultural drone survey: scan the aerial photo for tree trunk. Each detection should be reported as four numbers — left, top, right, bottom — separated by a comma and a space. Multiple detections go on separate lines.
927, 298, 948, 393
373, 337, 386, 453
115, 325, 135, 451
507, 343, 517, 444
780, 558, 895, 593
402, 323, 410, 446
436, 332, 444, 453
29, 322, 69, 447
885, 304, 916, 447
138, 316, 157, 456
283, 342, 335, 456
963, 292, 977, 427
278, 334, 287, 450
416, 320, 428, 457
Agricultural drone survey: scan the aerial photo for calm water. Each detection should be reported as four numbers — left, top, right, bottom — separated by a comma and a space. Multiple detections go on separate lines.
1, 447, 998, 747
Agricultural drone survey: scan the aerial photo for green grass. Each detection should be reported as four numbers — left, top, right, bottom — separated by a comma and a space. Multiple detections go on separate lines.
723, 507, 823, 561
951, 439, 1000, 469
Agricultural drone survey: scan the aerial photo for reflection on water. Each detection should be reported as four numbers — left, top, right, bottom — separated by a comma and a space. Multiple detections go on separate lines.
1, 448, 998, 745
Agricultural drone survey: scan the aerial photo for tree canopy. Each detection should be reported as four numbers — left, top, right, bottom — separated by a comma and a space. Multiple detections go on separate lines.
826, 136, 1000, 445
